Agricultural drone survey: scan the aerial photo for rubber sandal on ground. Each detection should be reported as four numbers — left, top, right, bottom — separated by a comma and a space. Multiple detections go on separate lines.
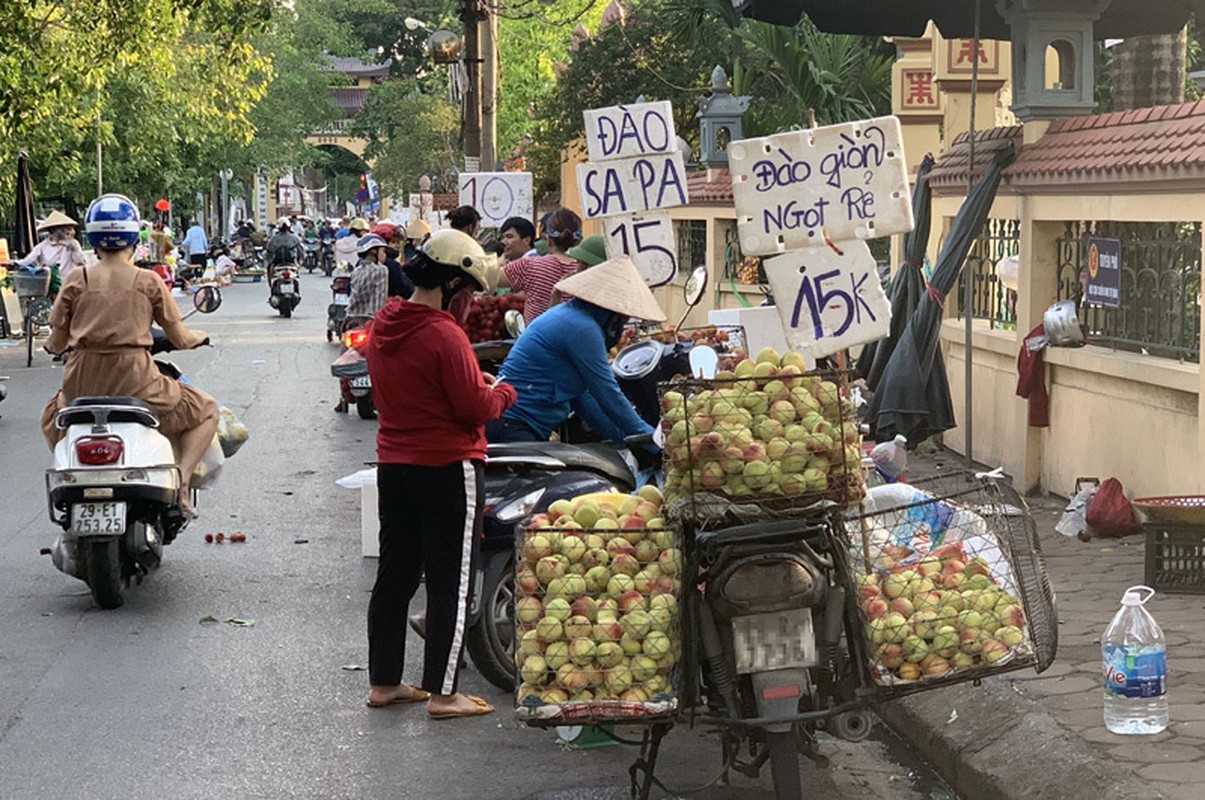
428, 695, 494, 720
366, 688, 431, 708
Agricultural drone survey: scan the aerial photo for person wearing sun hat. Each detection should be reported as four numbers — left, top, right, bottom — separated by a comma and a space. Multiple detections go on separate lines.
566, 234, 607, 269
486, 254, 665, 445
18, 210, 87, 287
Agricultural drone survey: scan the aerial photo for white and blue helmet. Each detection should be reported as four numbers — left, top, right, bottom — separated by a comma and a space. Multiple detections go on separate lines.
85, 193, 141, 250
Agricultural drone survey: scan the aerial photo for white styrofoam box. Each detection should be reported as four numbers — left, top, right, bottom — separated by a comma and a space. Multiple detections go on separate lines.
361, 483, 378, 558
728, 116, 913, 256
708, 306, 813, 368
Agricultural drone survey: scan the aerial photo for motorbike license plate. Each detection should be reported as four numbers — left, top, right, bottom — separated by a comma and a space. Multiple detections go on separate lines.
350, 376, 372, 389
71, 502, 126, 536
334, 294, 350, 305
279, 283, 295, 295
731, 608, 816, 674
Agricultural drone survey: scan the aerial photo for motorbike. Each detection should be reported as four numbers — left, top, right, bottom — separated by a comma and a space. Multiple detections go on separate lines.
268, 260, 301, 318
43, 286, 223, 610
330, 317, 375, 419
0, 375, 7, 418
326, 273, 351, 342
319, 237, 335, 276
303, 240, 320, 273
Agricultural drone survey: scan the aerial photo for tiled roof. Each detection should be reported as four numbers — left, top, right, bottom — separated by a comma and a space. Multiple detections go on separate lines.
930, 100, 1205, 193
1007, 100, 1205, 186
927, 126, 1022, 192
333, 87, 367, 115
686, 167, 734, 204
326, 56, 392, 76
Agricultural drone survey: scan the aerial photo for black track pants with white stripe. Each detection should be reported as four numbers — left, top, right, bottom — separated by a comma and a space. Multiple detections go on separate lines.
368, 460, 483, 695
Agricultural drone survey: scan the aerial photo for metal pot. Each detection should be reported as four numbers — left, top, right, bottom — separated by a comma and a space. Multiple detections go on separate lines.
1043, 299, 1085, 347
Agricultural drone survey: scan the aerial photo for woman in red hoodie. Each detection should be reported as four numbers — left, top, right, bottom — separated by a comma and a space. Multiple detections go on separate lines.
363, 229, 516, 719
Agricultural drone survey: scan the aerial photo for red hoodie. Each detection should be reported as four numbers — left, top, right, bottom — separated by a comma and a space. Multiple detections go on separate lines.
366, 297, 517, 466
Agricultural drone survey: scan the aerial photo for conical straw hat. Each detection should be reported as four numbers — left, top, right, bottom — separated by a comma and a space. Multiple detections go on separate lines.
37, 210, 78, 231
554, 255, 667, 321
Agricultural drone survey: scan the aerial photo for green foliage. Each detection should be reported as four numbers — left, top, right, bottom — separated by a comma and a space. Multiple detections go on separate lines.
353, 80, 461, 196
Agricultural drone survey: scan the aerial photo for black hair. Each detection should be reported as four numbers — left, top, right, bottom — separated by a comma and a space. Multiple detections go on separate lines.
483, 240, 505, 257
544, 208, 583, 251
500, 216, 535, 241
447, 205, 482, 232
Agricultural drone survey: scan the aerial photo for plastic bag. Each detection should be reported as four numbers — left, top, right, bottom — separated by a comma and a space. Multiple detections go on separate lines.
1085, 477, 1141, 538
336, 468, 377, 489
1056, 481, 1097, 537
216, 406, 250, 458
191, 434, 225, 489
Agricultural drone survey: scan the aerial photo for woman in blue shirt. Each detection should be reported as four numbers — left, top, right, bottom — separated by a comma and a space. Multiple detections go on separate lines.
487, 255, 665, 444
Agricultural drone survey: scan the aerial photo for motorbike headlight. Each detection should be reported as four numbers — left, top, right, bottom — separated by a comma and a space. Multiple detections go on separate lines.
495, 488, 546, 523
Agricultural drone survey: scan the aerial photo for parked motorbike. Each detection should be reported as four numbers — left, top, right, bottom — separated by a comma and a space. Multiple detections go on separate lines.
326, 273, 351, 342
268, 261, 301, 318
43, 286, 222, 609
319, 237, 335, 276
330, 317, 375, 419
303, 240, 320, 273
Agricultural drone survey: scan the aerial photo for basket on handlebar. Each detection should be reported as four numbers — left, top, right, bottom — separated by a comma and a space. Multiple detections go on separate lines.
513, 498, 684, 727
14, 270, 51, 298
657, 365, 866, 527
840, 471, 1057, 697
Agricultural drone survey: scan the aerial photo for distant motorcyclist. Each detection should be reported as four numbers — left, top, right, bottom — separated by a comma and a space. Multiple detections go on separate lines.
334, 217, 369, 268
266, 221, 303, 268
346, 234, 391, 320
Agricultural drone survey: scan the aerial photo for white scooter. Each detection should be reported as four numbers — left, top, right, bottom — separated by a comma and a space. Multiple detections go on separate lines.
43, 287, 222, 609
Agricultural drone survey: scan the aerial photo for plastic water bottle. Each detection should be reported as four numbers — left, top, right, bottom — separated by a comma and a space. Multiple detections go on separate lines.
870, 435, 908, 482
1102, 585, 1168, 734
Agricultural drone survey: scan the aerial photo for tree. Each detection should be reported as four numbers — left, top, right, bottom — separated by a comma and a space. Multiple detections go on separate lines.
352, 80, 462, 196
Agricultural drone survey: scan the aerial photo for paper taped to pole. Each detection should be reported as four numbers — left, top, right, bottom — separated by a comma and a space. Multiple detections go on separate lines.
762, 240, 891, 359
458, 172, 533, 227
728, 116, 913, 256
603, 212, 677, 287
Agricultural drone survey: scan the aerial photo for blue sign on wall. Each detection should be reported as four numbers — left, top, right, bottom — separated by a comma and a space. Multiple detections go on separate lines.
1085, 237, 1121, 309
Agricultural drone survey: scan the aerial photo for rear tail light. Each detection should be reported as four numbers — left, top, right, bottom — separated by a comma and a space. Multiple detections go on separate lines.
281, 270, 292, 280
343, 329, 370, 350
76, 436, 124, 466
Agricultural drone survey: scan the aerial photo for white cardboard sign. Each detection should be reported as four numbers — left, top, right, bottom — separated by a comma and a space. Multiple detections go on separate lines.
458, 172, 534, 228
728, 116, 913, 256
762, 240, 891, 358
583, 101, 678, 162
576, 151, 689, 220
603, 212, 678, 288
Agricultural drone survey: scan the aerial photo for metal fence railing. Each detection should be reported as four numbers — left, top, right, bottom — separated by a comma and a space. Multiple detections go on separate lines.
675, 219, 707, 279
957, 218, 1021, 329
1054, 221, 1201, 363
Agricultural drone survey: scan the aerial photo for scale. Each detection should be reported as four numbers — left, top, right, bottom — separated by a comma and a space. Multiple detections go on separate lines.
554, 724, 619, 749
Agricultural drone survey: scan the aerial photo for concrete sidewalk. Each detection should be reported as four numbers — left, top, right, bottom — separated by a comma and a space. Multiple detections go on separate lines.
876, 451, 1195, 800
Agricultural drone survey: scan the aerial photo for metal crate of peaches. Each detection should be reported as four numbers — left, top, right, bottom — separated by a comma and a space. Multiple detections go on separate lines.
844, 472, 1057, 695
659, 347, 866, 523
514, 488, 684, 725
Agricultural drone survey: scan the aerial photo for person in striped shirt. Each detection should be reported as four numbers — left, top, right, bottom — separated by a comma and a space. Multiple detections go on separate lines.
496, 207, 582, 324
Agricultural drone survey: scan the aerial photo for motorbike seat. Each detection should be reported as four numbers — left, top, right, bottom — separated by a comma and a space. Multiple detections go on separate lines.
486, 441, 634, 486
60, 396, 159, 427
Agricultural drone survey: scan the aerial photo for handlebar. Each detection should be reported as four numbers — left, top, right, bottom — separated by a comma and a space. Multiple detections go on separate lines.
624, 433, 655, 447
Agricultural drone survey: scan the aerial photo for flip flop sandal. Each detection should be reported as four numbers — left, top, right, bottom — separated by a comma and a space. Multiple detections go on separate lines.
428, 695, 494, 720
366, 688, 431, 708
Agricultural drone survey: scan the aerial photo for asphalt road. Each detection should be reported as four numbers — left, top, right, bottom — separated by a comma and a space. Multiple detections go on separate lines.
0, 274, 955, 800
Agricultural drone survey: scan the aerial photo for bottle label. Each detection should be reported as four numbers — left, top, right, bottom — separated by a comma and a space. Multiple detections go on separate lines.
1103, 645, 1166, 699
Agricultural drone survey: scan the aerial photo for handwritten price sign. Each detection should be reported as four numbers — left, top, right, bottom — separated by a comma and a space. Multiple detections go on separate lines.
762, 241, 891, 358
604, 212, 677, 287
458, 172, 533, 228
728, 116, 913, 256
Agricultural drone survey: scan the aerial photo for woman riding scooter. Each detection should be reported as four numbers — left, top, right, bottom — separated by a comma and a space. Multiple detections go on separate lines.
487, 255, 665, 445
40, 194, 218, 517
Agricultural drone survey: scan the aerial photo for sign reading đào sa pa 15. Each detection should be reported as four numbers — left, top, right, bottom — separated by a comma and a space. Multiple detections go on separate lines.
728, 116, 913, 256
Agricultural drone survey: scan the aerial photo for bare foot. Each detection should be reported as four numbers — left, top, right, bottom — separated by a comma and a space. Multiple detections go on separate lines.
367, 683, 430, 707
427, 693, 493, 719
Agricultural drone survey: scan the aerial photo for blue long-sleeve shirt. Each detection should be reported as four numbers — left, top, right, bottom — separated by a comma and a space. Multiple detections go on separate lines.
182, 225, 208, 257
499, 300, 653, 442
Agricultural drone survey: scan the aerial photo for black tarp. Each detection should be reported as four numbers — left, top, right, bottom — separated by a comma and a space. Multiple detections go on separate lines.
736, 0, 1205, 40
857, 153, 934, 392
14, 151, 36, 259
864, 145, 1015, 445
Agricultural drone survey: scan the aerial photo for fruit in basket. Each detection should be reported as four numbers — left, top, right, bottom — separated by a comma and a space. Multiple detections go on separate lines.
879, 643, 906, 670
999, 603, 1025, 628
888, 597, 914, 618
568, 638, 596, 667
564, 615, 593, 640
897, 663, 922, 681
981, 638, 1009, 664
902, 635, 929, 662
630, 655, 659, 682
951, 652, 976, 669
622, 609, 654, 638
605, 665, 633, 693
909, 609, 939, 639
561, 536, 588, 563
864, 597, 888, 620
518, 629, 545, 659
516, 596, 544, 625
996, 625, 1024, 647
571, 596, 599, 621
931, 627, 960, 659
612, 552, 641, 577
544, 597, 573, 622
520, 655, 549, 685
593, 617, 623, 642
958, 629, 984, 656
881, 612, 909, 644
536, 555, 567, 585
594, 641, 624, 668
543, 641, 570, 670
541, 687, 569, 705
922, 656, 952, 677
622, 687, 651, 703
536, 616, 564, 643
955, 609, 983, 632
584, 566, 612, 593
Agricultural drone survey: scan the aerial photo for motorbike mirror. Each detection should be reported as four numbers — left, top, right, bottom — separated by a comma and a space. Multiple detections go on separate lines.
683, 265, 708, 307
689, 345, 719, 379
504, 309, 525, 339
193, 286, 222, 314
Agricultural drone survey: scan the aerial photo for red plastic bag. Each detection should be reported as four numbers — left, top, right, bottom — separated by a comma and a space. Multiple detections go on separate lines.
1085, 478, 1141, 537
